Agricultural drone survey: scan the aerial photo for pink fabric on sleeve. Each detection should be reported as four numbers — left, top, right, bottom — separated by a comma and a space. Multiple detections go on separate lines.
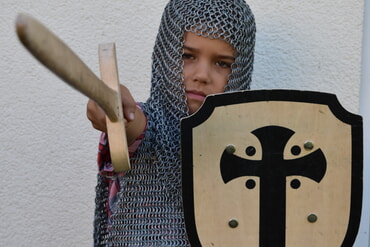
96, 110, 147, 224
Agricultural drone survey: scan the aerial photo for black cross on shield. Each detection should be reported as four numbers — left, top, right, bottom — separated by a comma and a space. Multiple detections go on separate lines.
181, 90, 362, 247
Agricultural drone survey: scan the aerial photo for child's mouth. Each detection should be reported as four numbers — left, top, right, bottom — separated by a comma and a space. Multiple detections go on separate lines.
186, 90, 206, 101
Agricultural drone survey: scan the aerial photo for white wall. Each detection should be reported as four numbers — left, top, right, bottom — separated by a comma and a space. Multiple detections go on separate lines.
359, 0, 370, 245
0, 0, 367, 246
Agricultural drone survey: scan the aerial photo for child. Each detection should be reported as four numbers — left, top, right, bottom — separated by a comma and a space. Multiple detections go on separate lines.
87, 0, 256, 246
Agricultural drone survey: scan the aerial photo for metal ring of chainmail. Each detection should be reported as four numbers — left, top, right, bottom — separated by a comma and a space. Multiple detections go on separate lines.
94, 0, 256, 246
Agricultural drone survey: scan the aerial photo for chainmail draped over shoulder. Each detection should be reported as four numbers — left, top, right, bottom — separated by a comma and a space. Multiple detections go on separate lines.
94, 0, 256, 246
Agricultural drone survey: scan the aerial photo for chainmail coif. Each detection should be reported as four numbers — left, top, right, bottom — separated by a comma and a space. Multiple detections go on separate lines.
94, 0, 256, 246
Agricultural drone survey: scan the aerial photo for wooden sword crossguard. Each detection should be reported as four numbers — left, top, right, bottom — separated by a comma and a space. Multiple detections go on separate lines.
15, 13, 130, 172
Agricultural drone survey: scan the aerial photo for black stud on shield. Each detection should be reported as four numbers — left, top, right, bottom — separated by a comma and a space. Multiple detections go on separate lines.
181, 90, 362, 247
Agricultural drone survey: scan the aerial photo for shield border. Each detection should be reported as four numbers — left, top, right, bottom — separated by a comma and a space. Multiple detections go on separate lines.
181, 90, 362, 247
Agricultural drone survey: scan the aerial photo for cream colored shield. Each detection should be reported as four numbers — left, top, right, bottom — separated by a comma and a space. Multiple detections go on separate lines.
181, 90, 362, 247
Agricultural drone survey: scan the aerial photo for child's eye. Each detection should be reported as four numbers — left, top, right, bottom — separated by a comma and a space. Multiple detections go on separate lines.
216, 61, 232, 68
182, 53, 194, 60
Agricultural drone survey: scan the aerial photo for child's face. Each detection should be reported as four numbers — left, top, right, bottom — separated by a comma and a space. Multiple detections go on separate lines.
183, 32, 235, 114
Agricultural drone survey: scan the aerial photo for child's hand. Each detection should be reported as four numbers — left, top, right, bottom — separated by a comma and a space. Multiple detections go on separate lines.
86, 84, 137, 133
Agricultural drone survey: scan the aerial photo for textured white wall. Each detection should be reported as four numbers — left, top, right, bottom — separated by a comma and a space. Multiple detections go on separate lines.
0, 0, 366, 246
251, 0, 363, 114
359, 0, 370, 245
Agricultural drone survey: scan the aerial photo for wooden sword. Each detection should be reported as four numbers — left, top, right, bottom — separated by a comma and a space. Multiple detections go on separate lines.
16, 13, 130, 172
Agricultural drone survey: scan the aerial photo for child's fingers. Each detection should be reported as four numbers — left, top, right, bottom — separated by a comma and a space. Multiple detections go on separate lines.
86, 99, 107, 132
86, 84, 137, 132
120, 84, 136, 122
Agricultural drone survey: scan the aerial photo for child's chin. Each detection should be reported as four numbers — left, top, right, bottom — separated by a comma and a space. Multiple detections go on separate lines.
188, 104, 202, 115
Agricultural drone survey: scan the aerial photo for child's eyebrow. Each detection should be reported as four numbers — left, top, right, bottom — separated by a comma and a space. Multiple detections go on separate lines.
183, 45, 197, 52
219, 54, 236, 61
183, 45, 235, 60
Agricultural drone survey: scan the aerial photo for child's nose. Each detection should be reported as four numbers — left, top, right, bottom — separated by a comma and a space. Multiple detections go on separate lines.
193, 61, 211, 84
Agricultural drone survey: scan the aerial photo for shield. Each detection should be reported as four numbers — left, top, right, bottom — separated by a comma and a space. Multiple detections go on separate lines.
181, 90, 362, 247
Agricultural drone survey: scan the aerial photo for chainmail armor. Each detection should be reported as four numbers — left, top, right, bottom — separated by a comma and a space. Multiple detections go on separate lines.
94, 0, 256, 246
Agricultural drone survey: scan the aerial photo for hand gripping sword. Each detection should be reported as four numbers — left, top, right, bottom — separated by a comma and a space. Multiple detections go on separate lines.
15, 13, 130, 172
